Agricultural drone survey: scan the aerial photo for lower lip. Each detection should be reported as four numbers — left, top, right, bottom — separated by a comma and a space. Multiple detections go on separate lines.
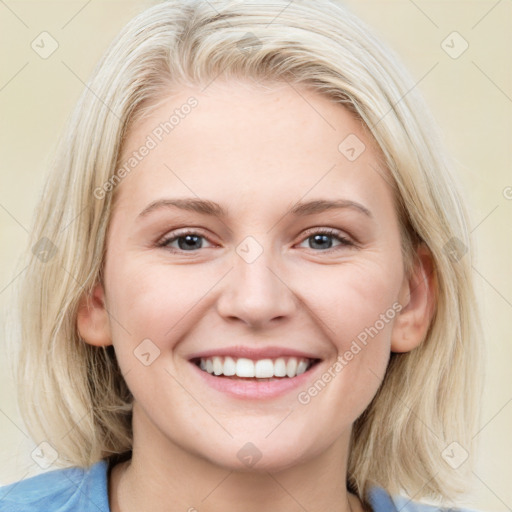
189, 360, 322, 400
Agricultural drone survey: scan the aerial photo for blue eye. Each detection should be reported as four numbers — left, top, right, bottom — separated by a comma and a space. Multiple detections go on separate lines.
298, 228, 354, 252
159, 231, 213, 252
158, 227, 354, 254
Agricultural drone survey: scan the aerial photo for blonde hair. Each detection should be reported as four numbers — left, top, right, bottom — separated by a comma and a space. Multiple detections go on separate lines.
11, 0, 484, 507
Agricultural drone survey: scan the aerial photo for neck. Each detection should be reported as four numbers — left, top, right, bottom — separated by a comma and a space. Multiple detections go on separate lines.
109, 404, 364, 512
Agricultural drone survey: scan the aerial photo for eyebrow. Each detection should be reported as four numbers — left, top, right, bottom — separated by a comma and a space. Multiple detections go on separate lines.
137, 197, 373, 220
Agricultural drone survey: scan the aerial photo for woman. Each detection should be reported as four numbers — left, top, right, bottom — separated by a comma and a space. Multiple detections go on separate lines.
1, 1, 483, 511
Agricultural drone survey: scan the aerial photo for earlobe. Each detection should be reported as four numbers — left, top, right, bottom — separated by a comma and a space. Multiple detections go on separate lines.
390, 244, 436, 353
76, 282, 112, 347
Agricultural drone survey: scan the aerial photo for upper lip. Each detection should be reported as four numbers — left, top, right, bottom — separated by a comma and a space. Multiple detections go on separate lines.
187, 345, 322, 361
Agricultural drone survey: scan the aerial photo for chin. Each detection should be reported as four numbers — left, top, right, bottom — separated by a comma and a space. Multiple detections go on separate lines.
198, 436, 314, 474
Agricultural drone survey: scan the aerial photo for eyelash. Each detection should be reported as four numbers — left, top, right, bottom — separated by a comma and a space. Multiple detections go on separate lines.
157, 227, 354, 254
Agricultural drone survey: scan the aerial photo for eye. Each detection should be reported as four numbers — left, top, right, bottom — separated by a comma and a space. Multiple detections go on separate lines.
157, 227, 354, 254
158, 229, 215, 252
297, 228, 354, 252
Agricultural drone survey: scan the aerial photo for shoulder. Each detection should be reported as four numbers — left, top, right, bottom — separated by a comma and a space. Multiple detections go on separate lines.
391, 494, 481, 512
0, 459, 110, 512
366, 486, 482, 512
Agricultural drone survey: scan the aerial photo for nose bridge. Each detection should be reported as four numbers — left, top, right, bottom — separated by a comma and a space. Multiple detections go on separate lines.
216, 234, 296, 327
236, 235, 279, 292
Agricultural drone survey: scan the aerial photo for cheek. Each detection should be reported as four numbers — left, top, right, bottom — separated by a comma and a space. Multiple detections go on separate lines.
103, 260, 215, 413
105, 257, 217, 348
292, 260, 401, 418
298, 258, 402, 347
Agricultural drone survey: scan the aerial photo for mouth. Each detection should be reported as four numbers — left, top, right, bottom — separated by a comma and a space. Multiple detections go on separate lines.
191, 356, 321, 381
186, 345, 325, 399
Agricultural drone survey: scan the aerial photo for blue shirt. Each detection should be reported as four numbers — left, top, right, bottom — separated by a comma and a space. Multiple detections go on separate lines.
0, 460, 477, 512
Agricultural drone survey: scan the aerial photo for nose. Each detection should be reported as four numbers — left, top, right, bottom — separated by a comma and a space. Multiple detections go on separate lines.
215, 241, 297, 329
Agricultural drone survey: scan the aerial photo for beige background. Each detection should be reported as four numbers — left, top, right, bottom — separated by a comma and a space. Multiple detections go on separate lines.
0, 1, 510, 510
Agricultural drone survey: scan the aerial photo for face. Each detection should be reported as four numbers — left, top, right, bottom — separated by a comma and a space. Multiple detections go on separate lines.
80, 79, 427, 473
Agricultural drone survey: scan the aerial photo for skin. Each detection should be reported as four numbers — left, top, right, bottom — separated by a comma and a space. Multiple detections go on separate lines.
77, 79, 435, 512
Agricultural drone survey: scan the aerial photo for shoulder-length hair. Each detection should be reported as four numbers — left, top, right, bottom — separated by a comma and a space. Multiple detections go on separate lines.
11, 0, 484, 505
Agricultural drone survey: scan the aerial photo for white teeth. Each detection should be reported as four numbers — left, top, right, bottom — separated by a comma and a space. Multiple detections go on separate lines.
274, 357, 287, 377
213, 356, 223, 375
255, 359, 274, 378
296, 360, 308, 375
286, 358, 297, 378
197, 356, 315, 378
236, 358, 255, 377
223, 356, 236, 376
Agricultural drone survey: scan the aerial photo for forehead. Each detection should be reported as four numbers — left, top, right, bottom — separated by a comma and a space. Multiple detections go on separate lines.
113, 80, 394, 222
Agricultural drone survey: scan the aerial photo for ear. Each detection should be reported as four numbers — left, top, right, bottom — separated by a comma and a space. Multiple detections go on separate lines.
391, 244, 436, 353
76, 282, 112, 347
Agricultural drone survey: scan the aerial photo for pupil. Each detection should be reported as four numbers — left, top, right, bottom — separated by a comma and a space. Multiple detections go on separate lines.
310, 234, 332, 250
179, 235, 202, 250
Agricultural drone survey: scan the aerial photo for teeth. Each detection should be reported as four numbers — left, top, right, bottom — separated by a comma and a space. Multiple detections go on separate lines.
274, 357, 287, 377
213, 356, 223, 375
236, 358, 255, 377
223, 356, 236, 376
286, 358, 297, 378
196, 356, 315, 378
255, 359, 274, 378
296, 360, 308, 375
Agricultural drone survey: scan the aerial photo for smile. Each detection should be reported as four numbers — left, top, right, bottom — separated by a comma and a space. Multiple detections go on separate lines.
189, 355, 323, 400
194, 356, 318, 380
